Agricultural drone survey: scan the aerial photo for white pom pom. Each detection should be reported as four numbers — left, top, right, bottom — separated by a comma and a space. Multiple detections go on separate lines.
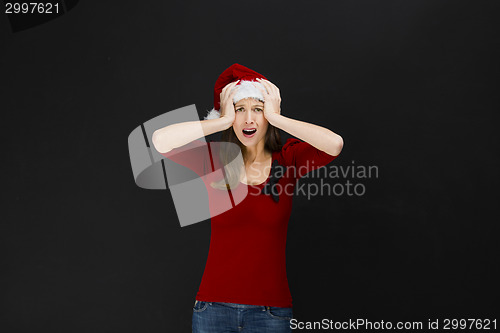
204, 108, 221, 120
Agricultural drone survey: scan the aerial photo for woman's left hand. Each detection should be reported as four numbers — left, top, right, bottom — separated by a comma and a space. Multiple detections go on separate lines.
254, 78, 281, 120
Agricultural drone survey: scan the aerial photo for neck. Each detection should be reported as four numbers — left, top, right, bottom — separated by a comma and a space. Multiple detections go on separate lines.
242, 139, 269, 163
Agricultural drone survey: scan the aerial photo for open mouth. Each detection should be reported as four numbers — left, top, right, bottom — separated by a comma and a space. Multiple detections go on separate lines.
242, 128, 257, 138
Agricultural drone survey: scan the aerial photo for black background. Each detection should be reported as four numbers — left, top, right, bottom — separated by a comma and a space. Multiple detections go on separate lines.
1, 1, 499, 332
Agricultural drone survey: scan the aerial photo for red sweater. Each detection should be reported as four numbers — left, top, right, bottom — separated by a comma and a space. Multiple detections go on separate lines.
160, 138, 337, 307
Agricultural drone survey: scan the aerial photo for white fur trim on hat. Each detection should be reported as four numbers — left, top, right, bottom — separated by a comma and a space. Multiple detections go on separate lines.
204, 108, 221, 120
204, 80, 267, 119
232, 80, 266, 104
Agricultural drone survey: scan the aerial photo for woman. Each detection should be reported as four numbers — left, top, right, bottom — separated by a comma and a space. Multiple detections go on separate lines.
152, 63, 343, 333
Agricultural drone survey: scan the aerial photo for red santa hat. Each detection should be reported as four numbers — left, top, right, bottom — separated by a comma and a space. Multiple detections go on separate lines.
204, 63, 269, 120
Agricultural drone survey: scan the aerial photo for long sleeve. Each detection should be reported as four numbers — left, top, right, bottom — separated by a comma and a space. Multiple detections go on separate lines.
279, 138, 338, 179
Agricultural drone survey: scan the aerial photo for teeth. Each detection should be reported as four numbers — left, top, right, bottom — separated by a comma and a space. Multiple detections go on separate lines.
243, 129, 256, 134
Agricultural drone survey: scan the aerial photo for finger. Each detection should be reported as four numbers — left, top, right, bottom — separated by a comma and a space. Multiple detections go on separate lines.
228, 80, 240, 100
230, 83, 239, 95
253, 81, 268, 97
221, 80, 240, 101
222, 80, 238, 95
267, 82, 279, 99
256, 78, 272, 94
264, 79, 279, 95
224, 80, 240, 97
231, 79, 240, 91
227, 79, 239, 89
258, 78, 278, 93
254, 79, 269, 95
257, 78, 271, 86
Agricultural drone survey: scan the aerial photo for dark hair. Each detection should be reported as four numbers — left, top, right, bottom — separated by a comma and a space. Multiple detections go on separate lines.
210, 123, 282, 190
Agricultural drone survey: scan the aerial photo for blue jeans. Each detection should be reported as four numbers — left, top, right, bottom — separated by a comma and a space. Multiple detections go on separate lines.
192, 300, 293, 333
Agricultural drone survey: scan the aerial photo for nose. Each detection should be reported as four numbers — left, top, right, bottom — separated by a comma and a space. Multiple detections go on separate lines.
244, 111, 255, 125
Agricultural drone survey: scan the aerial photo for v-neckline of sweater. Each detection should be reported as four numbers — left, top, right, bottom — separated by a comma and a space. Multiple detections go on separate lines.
239, 151, 276, 187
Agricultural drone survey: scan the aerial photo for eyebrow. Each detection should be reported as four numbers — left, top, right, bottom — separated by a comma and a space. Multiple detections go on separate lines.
235, 104, 263, 107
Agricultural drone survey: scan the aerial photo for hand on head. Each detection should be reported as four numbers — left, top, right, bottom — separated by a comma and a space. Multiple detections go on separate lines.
254, 78, 281, 118
219, 80, 240, 125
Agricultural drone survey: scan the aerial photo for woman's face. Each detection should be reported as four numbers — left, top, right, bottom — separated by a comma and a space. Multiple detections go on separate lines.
232, 98, 268, 147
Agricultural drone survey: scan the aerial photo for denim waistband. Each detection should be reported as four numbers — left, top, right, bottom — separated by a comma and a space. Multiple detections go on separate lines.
195, 300, 292, 310
215, 302, 263, 308
196, 300, 267, 309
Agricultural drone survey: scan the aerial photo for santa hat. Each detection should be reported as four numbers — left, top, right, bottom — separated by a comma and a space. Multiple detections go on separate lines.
204, 63, 269, 120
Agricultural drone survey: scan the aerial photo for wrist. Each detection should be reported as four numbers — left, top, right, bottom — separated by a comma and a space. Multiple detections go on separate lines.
219, 116, 235, 130
265, 112, 281, 126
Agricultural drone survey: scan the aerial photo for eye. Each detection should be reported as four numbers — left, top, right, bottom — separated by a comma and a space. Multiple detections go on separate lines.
254, 108, 263, 112
236, 107, 244, 112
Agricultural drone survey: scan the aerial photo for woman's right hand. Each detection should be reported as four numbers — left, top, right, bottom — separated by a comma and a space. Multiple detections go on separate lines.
219, 80, 240, 127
